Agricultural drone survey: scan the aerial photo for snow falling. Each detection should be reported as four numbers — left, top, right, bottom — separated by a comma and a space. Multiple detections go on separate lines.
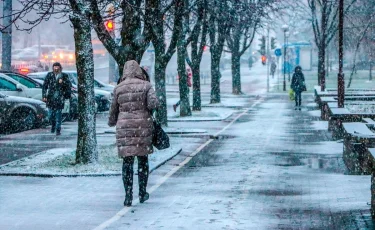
1, 0, 375, 229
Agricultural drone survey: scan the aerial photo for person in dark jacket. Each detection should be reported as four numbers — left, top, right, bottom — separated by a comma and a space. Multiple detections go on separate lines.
108, 60, 159, 207
42, 62, 72, 135
270, 59, 277, 79
291, 66, 306, 110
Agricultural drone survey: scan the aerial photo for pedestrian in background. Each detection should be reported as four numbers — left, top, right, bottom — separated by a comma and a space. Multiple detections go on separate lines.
290, 65, 306, 110
173, 67, 192, 112
270, 58, 277, 79
108, 60, 159, 207
42, 62, 71, 135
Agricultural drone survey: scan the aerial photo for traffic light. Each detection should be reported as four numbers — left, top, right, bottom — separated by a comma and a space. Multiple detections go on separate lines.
271, 37, 276, 50
258, 36, 266, 55
261, 55, 266, 65
105, 20, 114, 32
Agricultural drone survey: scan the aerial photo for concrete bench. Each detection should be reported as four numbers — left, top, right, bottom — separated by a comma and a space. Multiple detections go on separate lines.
314, 86, 375, 108
327, 102, 375, 138
318, 96, 375, 121
342, 122, 375, 175
369, 148, 375, 219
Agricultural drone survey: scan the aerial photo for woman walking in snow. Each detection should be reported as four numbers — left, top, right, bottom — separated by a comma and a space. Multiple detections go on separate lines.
291, 66, 306, 110
108, 60, 159, 206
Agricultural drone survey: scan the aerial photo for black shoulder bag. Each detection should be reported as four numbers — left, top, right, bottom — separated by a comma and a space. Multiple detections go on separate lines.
151, 111, 170, 150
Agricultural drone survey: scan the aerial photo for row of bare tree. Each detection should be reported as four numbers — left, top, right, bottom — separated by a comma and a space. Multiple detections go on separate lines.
5, 0, 285, 164
305, 0, 375, 89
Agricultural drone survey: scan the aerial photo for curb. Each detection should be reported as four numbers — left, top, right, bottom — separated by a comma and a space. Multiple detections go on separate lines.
0, 149, 182, 178
167, 112, 235, 122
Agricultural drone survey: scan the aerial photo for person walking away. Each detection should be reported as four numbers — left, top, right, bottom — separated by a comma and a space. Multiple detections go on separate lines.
291, 66, 306, 110
42, 62, 71, 135
173, 67, 192, 112
270, 59, 277, 79
108, 60, 160, 207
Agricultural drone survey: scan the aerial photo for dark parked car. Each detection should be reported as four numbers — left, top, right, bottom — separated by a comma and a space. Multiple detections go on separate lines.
28, 72, 111, 112
0, 92, 49, 133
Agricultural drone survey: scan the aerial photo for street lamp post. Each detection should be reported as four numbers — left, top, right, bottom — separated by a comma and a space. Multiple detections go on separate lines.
286, 31, 290, 82
337, 0, 345, 108
267, 25, 270, 92
282, 25, 289, 91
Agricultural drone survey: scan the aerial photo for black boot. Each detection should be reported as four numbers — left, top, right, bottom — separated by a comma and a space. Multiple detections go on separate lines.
122, 157, 134, 206
124, 194, 133, 207
139, 192, 149, 203
56, 129, 61, 136
51, 126, 55, 133
138, 156, 149, 203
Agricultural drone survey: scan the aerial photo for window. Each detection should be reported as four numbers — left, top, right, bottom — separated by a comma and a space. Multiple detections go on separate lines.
67, 73, 78, 85
94, 80, 102, 88
28, 73, 47, 81
7, 74, 37, 88
0, 78, 16, 91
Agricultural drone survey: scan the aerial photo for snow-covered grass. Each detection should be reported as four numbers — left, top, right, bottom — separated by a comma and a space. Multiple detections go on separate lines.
0, 145, 182, 176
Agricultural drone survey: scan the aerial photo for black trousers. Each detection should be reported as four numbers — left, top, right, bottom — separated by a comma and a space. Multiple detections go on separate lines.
122, 156, 149, 197
295, 91, 302, 106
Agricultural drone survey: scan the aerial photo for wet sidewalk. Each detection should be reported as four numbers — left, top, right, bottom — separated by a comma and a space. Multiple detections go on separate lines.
100, 94, 374, 230
1, 64, 373, 229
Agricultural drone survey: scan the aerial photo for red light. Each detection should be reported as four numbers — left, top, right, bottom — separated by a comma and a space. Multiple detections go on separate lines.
19, 68, 29, 73
261, 55, 267, 65
203, 46, 208, 51
105, 20, 114, 31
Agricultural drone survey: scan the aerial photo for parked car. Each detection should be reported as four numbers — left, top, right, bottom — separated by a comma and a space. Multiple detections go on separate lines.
64, 71, 115, 93
0, 92, 49, 132
28, 72, 112, 112
0, 73, 77, 120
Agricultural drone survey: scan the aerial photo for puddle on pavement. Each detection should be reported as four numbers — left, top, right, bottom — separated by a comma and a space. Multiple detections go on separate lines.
274, 156, 305, 167
269, 152, 346, 174
256, 189, 303, 196
211, 135, 236, 140
234, 114, 254, 123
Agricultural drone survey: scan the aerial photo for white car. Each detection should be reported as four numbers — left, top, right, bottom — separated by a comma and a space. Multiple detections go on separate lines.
0, 73, 72, 118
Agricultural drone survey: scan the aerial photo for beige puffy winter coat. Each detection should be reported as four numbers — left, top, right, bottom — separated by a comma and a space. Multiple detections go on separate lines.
108, 60, 159, 157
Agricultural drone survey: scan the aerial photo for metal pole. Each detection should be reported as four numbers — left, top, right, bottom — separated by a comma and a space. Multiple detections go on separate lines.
337, 0, 345, 108
277, 56, 280, 90
283, 31, 286, 91
286, 36, 291, 82
108, 30, 116, 83
267, 26, 270, 92
321, 1, 327, 91
2, 0, 12, 71
38, 26, 41, 61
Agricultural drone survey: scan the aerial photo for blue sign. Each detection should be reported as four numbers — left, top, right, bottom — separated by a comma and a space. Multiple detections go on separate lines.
274, 48, 282, 57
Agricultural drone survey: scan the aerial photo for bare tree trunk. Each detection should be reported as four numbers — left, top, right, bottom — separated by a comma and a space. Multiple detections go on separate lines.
211, 51, 221, 103
191, 64, 201, 111
370, 61, 373, 81
318, 44, 326, 89
177, 40, 192, 116
71, 12, 98, 164
232, 50, 241, 94
154, 56, 168, 126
